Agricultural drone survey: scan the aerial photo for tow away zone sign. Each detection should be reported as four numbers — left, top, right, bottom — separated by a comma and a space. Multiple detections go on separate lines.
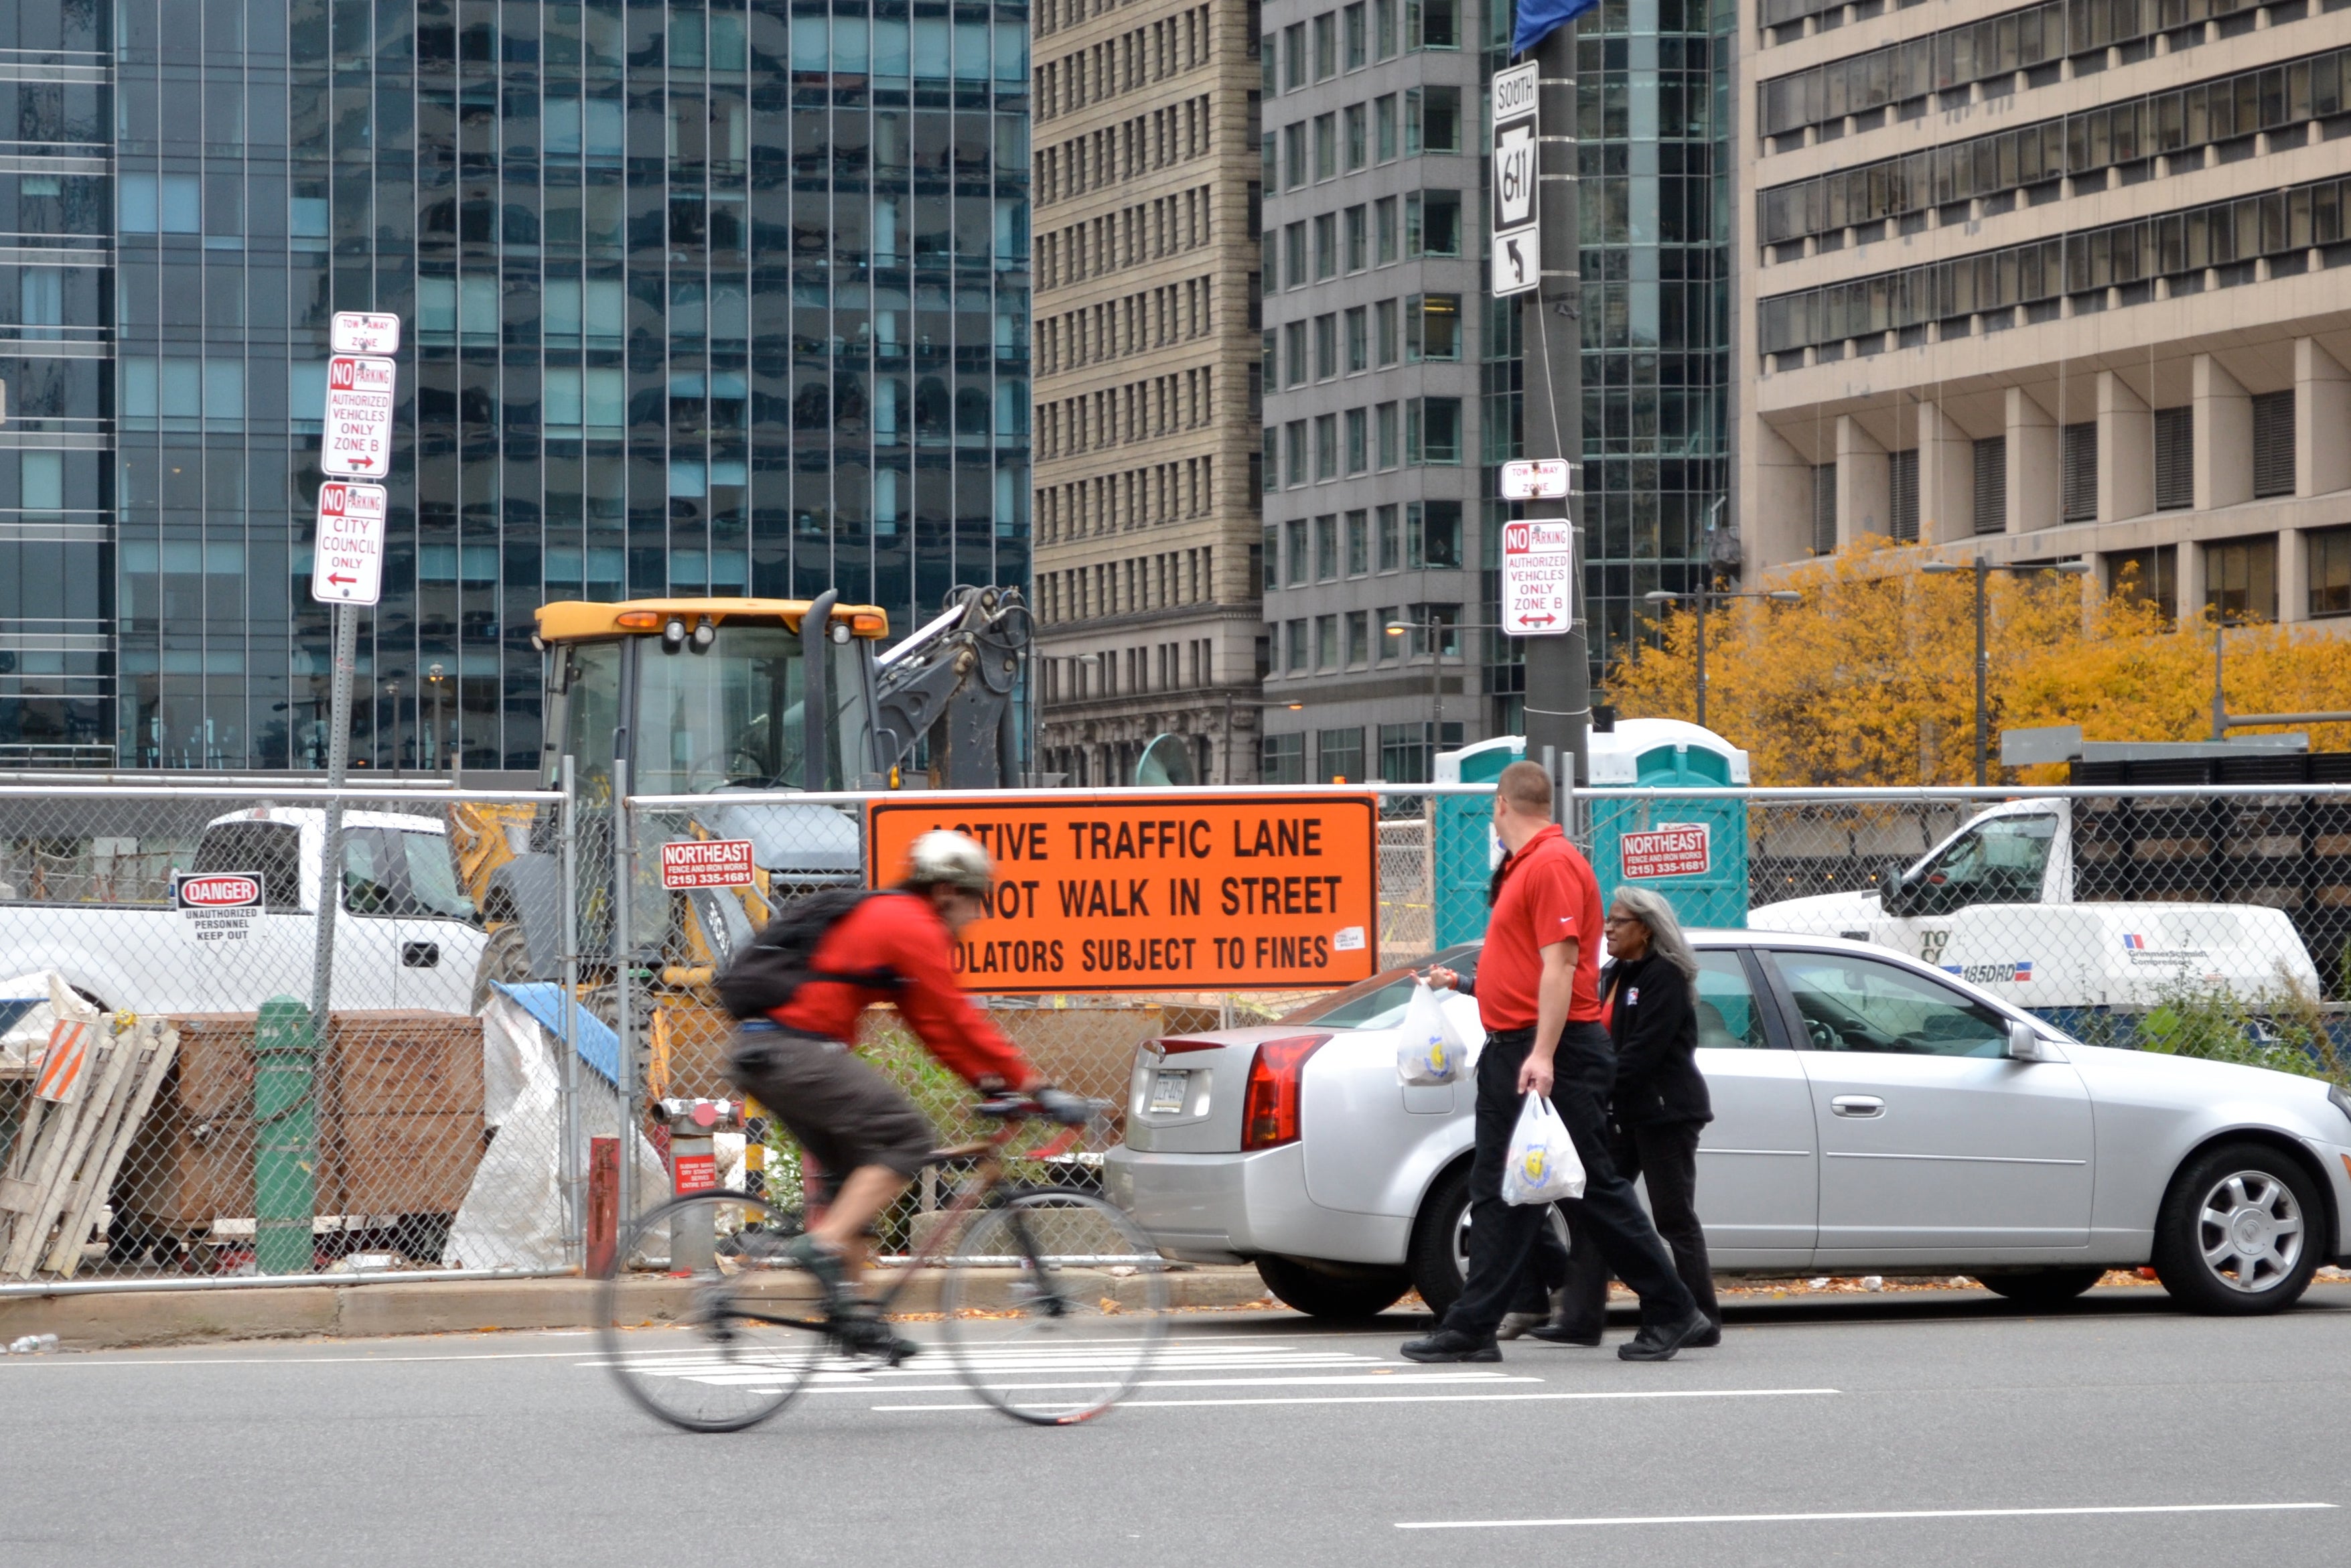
312, 482, 388, 605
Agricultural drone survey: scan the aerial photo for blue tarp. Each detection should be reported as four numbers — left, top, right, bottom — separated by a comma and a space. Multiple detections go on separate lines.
1512, 0, 1597, 59
490, 981, 621, 1088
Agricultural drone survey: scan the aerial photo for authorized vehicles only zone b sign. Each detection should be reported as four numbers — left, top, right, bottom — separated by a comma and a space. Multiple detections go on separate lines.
866, 793, 1381, 992
1500, 516, 1574, 636
322, 354, 397, 478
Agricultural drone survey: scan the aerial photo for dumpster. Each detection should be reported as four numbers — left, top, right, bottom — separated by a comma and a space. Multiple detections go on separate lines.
1433, 721, 1750, 946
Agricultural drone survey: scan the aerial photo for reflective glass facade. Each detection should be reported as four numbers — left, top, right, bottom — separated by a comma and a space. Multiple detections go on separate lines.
0, 0, 1029, 770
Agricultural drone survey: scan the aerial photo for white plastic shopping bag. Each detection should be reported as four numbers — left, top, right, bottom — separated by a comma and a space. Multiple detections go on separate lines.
1395, 979, 1466, 1086
1500, 1092, 1586, 1205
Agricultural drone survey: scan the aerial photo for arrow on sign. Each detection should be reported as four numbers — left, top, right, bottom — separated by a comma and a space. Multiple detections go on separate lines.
1506, 236, 1527, 281
1521, 613, 1557, 626
328, 573, 357, 585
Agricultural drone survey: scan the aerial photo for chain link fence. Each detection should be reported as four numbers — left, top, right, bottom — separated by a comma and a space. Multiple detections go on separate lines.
10, 776, 2347, 1290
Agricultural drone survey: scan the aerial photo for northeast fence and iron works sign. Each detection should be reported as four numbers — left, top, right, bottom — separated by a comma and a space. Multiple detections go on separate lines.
865, 793, 1382, 993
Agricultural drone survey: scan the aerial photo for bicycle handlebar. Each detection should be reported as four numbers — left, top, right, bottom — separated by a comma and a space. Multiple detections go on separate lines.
973, 1092, 1110, 1122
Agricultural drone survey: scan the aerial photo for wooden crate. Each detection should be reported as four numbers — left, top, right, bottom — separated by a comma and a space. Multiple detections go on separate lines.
322, 1112, 488, 1216
316, 1011, 486, 1120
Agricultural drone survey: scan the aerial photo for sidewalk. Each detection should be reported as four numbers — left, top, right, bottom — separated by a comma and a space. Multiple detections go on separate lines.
0, 1265, 1277, 1352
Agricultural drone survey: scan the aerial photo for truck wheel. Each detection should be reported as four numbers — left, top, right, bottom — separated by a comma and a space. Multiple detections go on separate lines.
1407, 1163, 1474, 1319
1254, 1256, 1411, 1320
471, 924, 532, 1009
1978, 1267, 2105, 1308
2153, 1143, 2323, 1315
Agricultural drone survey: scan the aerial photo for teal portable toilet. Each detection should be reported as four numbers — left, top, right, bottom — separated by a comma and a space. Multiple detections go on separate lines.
1431, 721, 1750, 946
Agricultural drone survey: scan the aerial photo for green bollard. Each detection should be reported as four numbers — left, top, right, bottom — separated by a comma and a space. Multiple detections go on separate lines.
253, 997, 319, 1275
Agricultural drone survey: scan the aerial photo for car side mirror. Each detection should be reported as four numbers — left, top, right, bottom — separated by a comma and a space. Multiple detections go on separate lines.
1878, 863, 1910, 916
2004, 1019, 2058, 1062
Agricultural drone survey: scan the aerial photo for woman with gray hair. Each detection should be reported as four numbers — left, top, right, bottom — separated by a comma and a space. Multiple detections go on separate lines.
1533, 884, 1721, 1348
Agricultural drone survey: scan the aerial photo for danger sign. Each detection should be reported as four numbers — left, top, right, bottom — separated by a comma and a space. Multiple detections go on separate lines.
660, 838, 756, 889
312, 482, 388, 606
1622, 824, 1711, 881
322, 354, 397, 477
866, 794, 1382, 993
1501, 517, 1575, 637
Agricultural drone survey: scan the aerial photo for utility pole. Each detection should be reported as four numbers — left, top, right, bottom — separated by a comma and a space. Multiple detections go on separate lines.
1517, 19, 1587, 823
1923, 557, 2088, 784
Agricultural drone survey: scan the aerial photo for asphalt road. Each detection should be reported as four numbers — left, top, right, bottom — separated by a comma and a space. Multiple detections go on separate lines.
5, 1283, 2349, 1568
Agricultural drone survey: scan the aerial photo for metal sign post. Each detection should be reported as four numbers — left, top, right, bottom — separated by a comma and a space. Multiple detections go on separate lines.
306, 317, 398, 1070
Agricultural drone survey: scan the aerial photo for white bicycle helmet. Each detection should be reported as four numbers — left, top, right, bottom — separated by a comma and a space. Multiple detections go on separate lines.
904, 829, 994, 894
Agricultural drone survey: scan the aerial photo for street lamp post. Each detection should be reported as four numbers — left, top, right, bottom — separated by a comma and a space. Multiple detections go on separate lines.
1640, 585, 1800, 731
1921, 556, 2092, 784
426, 662, 447, 775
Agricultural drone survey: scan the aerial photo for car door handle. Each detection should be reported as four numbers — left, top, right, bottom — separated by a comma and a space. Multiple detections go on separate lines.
401, 941, 441, 969
1831, 1094, 1885, 1117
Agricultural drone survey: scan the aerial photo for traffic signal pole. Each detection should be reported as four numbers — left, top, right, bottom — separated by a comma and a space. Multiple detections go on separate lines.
1518, 20, 1588, 823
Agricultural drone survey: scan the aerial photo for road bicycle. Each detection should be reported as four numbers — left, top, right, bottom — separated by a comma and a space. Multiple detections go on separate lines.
597, 1094, 1169, 1430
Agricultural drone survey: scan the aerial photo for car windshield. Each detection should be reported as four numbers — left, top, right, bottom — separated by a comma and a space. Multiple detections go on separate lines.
1281, 944, 1481, 1028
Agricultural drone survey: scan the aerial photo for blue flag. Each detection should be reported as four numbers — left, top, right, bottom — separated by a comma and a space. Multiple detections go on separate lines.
1512, 0, 1598, 58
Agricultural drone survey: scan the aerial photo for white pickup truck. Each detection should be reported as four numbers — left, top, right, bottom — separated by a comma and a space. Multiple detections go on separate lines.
0, 806, 487, 1017
1749, 797, 2322, 1013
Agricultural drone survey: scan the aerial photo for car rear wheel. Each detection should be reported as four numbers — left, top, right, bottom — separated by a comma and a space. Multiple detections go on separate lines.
2153, 1142, 2324, 1315
1978, 1267, 2105, 1308
1407, 1164, 1474, 1319
1254, 1256, 1411, 1320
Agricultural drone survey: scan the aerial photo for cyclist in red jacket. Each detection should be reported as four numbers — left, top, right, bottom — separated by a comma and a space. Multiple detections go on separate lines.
725, 830, 1091, 1354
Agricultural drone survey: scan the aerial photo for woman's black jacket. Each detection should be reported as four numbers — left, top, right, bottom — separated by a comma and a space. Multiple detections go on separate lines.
1598, 952, 1713, 1127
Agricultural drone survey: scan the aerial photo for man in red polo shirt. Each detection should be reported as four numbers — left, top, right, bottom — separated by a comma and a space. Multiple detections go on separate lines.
1406, 760, 1708, 1363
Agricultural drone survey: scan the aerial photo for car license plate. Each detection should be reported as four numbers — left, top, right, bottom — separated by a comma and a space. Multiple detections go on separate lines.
1149, 1070, 1190, 1113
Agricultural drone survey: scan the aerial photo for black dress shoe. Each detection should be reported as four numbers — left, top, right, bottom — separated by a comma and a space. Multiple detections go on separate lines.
1617, 1310, 1713, 1362
1685, 1319, 1723, 1349
1400, 1328, 1502, 1363
1526, 1322, 1601, 1346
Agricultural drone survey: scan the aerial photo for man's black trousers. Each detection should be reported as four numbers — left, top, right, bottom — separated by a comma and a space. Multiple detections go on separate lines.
1557, 1119, 1720, 1340
1439, 1022, 1695, 1340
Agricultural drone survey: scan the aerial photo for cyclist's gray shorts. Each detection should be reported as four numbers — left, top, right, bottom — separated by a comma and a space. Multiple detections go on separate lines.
725, 1024, 935, 1201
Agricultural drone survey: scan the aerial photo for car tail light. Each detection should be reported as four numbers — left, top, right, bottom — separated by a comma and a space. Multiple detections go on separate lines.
1240, 1034, 1329, 1151
1153, 1038, 1225, 1056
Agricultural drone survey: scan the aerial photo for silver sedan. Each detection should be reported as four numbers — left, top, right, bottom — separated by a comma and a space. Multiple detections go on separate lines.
1103, 931, 2351, 1319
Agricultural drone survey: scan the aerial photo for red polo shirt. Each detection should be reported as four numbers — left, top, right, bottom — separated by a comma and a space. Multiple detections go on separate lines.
1476, 823, 1605, 1032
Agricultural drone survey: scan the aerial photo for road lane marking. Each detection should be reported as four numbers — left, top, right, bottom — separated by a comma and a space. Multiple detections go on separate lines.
1395, 1502, 2337, 1530
875, 1386, 1841, 1411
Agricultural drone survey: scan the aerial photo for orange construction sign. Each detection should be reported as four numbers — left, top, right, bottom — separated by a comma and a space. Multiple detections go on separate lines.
33, 1019, 90, 1103
865, 792, 1382, 993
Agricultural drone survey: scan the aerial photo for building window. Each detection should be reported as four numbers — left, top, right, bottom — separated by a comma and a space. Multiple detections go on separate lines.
1346, 510, 1370, 574
1263, 732, 1306, 782
1285, 420, 1308, 486
1407, 0, 1459, 50
2108, 545, 2176, 620
1345, 305, 1368, 371
1972, 437, 2005, 534
1284, 518, 1308, 585
1283, 125, 1306, 189
2310, 529, 2351, 619
1316, 614, 1340, 669
1283, 321, 1307, 386
1313, 10, 1338, 77
1285, 221, 1307, 287
1344, 205, 1368, 270
1314, 113, 1338, 180
1263, 524, 1281, 590
1344, 612, 1370, 666
1374, 196, 1399, 263
1345, 409, 1368, 473
1283, 21, 1307, 88
1315, 413, 1340, 479
1315, 514, 1340, 579
1888, 449, 1919, 543
1380, 721, 1463, 784
1407, 397, 1462, 465
1404, 86, 1459, 154
1374, 95, 1398, 161
2061, 422, 2097, 523
2206, 535, 2278, 624
2253, 390, 2295, 499
1409, 500, 1462, 567
1344, 2, 1368, 68
1810, 462, 1836, 555
1405, 293, 1461, 361
1376, 504, 1401, 570
1374, 0, 1398, 57
1312, 214, 1336, 281
1405, 190, 1460, 257
1375, 403, 1400, 467
1320, 725, 1366, 782
2155, 407, 2193, 511
1285, 618, 1311, 672
1374, 604, 1401, 657
1263, 428, 1279, 493
1315, 313, 1338, 378
1345, 106, 1368, 171
1374, 299, 1399, 364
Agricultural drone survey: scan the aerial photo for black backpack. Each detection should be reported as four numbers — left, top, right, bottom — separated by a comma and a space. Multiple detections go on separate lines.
714, 887, 902, 1019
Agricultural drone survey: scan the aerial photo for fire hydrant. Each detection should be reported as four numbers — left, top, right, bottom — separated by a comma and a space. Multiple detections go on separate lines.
658, 1097, 742, 1273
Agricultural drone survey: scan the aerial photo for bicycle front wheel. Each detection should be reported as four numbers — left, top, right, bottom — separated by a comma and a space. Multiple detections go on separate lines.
936, 1190, 1171, 1425
597, 1190, 829, 1433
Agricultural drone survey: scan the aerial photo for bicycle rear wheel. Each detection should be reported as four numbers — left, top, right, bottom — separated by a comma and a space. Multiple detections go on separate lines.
597, 1190, 829, 1433
937, 1190, 1171, 1425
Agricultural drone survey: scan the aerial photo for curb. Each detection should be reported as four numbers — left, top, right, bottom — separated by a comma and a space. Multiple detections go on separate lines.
0, 1265, 1277, 1352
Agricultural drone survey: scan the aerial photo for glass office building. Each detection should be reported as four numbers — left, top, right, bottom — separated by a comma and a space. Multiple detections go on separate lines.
0, 0, 1029, 771
1482, 0, 1728, 722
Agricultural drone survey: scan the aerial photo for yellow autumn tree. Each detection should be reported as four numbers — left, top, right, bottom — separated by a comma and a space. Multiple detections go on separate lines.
1609, 537, 2351, 786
